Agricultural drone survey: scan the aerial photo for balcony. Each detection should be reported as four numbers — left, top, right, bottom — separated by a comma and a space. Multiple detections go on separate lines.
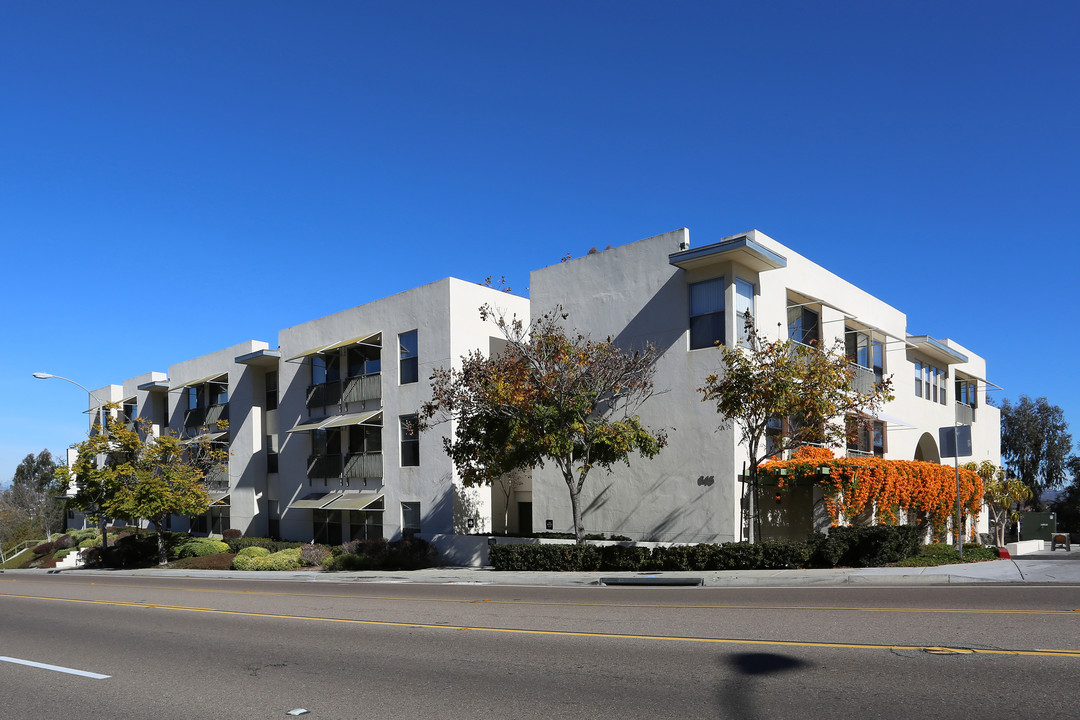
307, 381, 343, 409
345, 452, 383, 482
343, 374, 382, 404
848, 363, 875, 394
185, 403, 229, 429
204, 465, 230, 495
955, 402, 975, 425
307, 453, 344, 480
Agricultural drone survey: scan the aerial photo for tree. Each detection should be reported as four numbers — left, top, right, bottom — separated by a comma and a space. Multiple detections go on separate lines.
5, 450, 63, 539
699, 316, 893, 542
421, 306, 667, 543
61, 410, 226, 565
1049, 454, 1080, 535
999, 396, 1073, 508
965, 460, 1030, 546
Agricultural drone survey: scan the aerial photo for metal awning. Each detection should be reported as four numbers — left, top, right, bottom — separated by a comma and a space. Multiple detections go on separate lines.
322, 492, 383, 511
182, 430, 229, 444
209, 493, 230, 505
286, 411, 383, 433
288, 492, 342, 509
873, 411, 917, 430
286, 332, 381, 362
170, 372, 228, 391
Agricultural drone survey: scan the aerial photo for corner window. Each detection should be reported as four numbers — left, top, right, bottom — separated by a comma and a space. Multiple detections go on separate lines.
735, 279, 755, 346
399, 330, 418, 384
689, 277, 725, 349
401, 501, 421, 537
400, 414, 419, 466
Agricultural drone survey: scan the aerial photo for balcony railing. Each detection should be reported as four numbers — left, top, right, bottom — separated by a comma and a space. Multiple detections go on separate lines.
955, 402, 975, 425
185, 403, 229, 429
307, 381, 343, 409
204, 464, 229, 494
343, 374, 382, 404
308, 453, 344, 480
848, 363, 875, 394
345, 452, 383, 481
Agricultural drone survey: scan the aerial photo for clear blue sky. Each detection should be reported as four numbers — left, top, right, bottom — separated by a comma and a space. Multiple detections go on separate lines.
3, 1, 1078, 484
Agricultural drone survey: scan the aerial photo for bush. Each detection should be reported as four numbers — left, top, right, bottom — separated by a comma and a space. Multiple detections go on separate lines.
54, 535, 75, 550
299, 544, 332, 566
55, 548, 73, 560
489, 544, 603, 571
176, 539, 231, 558
78, 537, 100, 549
222, 528, 242, 541
236, 546, 270, 558
232, 547, 303, 571
227, 536, 308, 554
323, 553, 376, 571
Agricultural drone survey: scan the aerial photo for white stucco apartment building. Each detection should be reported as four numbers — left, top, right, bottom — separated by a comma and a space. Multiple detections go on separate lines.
63, 227, 999, 556
526, 229, 999, 544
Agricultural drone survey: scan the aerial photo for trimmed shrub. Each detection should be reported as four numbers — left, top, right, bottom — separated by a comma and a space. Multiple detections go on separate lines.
323, 553, 376, 572
489, 543, 602, 571
222, 528, 243, 541
825, 525, 921, 567
227, 536, 308, 554
78, 537, 100, 549
33, 541, 56, 555
231, 547, 303, 571
176, 539, 231, 558
54, 535, 75, 550
236, 546, 270, 558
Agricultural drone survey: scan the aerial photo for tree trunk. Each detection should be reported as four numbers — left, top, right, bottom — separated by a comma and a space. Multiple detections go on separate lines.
157, 521, 168, 566
565, 473, 585, 544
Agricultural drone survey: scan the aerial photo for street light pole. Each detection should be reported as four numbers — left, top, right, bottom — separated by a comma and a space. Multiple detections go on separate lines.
33, 372, 112, 555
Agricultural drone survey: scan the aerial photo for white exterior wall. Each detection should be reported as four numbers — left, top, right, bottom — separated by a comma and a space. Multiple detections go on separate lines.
167, 340, 272, 537
529, 228, 1001, 543
276, 278, 529, 543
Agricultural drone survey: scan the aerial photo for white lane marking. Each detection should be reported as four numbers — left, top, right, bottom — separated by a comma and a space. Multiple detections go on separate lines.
0, 656, 110, 679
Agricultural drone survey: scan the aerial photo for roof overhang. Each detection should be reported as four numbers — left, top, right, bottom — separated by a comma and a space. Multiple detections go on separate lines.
907, 335, 969, 365
138, 379, 171, 392
286, 411, 383, 434
235, 348, 282, 367
669, 234, 787, 273
286, 332, 381, 363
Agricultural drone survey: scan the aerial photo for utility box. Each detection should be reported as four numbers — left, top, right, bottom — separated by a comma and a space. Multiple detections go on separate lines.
1019, 511, 1057, 542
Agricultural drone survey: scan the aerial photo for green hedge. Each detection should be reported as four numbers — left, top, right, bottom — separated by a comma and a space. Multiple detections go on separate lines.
489, 525, 930, 572
232, 547, 303, 571
227, 537, 309, 554
176, 539, 230, 558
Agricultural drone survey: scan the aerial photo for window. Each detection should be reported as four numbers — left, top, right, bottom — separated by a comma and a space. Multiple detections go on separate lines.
847, 417, 885, 457
787, 305, 820, 345
313, 509, 342, 546
351, 499, 384, 541
349, 424, 381, 455
914, 362, 923, 398
689, 277, 725, 349
399, 330, 418, 384
312, 353, 340, 385
348, 345, 381, 378
267, 500, 280, 539
916, 360, 948, 405
735, 279, 755, 345
211, 381, 228, 406
956, 379, 977, 407
265, 371, 278, 410
400, 414, 420, 466
266, 434, 278, 473
188, 386, 204, 411
401, 501, 421, 537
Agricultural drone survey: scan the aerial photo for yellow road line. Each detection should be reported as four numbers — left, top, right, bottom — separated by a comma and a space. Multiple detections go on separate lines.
3, 592, 1079, 659
2, 577, 1077, 616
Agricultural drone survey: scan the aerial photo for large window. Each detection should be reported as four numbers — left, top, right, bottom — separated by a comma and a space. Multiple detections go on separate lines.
689, 277, 725, 349
265, 371, 278, 410
915, 360, 948, 406
847, 417, 885, 458
400, 414, 420, 467
312, 353, 341, 386
735, 279, 755, 345
956, 378, 977, 407
399, 330, 418, 384
313, 509, 342, 546
846, 328, 884, 385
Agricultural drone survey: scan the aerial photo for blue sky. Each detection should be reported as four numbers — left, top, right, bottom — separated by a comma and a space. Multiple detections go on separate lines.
2, 1, 1078, 484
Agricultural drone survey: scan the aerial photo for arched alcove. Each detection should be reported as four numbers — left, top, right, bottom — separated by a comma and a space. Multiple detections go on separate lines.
914, 432, 940, 463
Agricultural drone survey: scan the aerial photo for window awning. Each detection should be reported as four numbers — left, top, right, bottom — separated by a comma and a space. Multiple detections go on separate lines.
872, 411, 917, 430
286, 332, 381, 362
209, 493, 230, 505
322, 492, 383, 511
288, 492, 342, 509
182, 430, 229, 444
286, 411, 383, 433
170, 372, 228, 391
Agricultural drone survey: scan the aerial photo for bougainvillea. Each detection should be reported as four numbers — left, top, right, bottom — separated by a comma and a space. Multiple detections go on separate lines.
761, 446, 983, 534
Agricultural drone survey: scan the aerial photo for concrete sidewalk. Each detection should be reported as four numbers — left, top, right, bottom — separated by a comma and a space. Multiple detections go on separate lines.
10, 554, 1080, 587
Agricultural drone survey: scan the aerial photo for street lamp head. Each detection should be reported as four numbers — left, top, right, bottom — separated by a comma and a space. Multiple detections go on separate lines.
33, 372, 55, 379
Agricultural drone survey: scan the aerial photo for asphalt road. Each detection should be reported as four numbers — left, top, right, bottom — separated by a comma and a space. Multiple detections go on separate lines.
1, 575, 1077, 719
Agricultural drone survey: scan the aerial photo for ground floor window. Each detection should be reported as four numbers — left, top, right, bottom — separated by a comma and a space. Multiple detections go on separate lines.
313, 509, 342, 545
191, 506, 229, 535
350, 510, 384, 541
401, 501, 421, 538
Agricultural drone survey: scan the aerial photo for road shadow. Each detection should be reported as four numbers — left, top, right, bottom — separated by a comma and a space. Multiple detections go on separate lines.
719, 651, 810, 719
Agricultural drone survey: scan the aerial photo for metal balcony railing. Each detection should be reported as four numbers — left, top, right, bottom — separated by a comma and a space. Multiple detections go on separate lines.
345, 452, 383, 481
848, 363, 875, 394
307, 381, 343, 409
307, 453, 344, 480
955, 402, 975, 425
343, 374, 382, 404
